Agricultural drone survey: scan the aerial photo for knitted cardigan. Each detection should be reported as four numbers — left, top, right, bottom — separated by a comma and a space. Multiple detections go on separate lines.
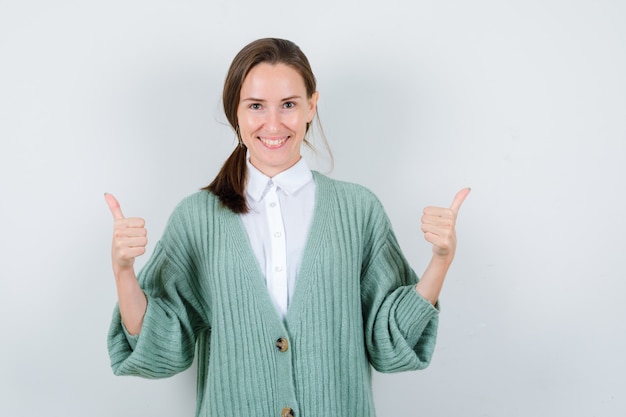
108, 172, 440, 417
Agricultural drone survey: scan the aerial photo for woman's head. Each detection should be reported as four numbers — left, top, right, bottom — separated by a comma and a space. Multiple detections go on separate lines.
222, 38, 318, 136
236, 61, 318, 178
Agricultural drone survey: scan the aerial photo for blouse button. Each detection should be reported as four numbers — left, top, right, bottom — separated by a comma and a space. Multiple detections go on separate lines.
275, 338, 289, 352
281, 407, 294, 417
269, 202, 277, 208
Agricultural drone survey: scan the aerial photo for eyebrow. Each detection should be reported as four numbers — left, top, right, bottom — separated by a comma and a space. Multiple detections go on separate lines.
240, 95, 303, 102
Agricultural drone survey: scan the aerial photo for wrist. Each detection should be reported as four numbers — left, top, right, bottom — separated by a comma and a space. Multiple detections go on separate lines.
430, 252, 454, 267
113, 264, 136, 282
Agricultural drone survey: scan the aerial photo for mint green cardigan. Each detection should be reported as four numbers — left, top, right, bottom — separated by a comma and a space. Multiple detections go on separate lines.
108, 172, 439, 416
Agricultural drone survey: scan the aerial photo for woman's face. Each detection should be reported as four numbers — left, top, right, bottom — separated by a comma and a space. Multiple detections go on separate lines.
237, 63, 318, 178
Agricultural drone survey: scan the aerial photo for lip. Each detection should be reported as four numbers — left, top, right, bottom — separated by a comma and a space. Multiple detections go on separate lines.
258, 135, 290, 148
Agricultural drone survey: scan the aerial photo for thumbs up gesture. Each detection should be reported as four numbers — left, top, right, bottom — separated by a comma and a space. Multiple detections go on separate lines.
421, 188, 470, 260
104, 193, 148, 271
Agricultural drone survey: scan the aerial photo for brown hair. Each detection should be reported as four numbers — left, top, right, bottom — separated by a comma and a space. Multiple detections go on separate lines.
204, 38, 325, 213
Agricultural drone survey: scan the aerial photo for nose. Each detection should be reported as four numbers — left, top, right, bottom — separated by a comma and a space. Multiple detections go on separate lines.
265, 107, 282, 132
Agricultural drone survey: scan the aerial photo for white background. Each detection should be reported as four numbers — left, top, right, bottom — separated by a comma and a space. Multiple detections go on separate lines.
1, 1, 625, 416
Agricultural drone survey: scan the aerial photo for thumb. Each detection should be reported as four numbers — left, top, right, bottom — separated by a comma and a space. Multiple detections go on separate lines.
104, 193, 125, 220
450, 187, 471, 213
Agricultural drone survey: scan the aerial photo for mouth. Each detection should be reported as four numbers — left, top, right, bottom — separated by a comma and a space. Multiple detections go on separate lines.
258, 136, 289, 148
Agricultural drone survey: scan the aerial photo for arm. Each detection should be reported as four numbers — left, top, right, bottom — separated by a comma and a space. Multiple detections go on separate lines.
359, 192, 439, 373
105, 193, 208, 378
361, 188, 470, 373
105, 193, 148, 335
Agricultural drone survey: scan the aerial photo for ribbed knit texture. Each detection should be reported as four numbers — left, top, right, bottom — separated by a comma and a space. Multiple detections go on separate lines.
108, 172, 440, 417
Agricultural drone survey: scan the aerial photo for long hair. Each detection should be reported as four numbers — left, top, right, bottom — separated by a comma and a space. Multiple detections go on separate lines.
204, 38, 323, 214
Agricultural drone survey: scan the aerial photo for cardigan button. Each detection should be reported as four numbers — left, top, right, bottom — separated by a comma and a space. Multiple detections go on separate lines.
281, 407, 294, 417
275, 338, 289, 352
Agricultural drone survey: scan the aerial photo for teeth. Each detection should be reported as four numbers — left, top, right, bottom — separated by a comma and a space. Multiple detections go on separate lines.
260, 137, 287, 146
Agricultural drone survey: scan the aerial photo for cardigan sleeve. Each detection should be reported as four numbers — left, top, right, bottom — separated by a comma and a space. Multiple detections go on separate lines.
107, 199, 209, 379
360, 199, 440, 373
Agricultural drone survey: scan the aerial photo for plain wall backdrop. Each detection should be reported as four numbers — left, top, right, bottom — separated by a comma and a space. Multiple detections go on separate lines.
1, 1, 625, 416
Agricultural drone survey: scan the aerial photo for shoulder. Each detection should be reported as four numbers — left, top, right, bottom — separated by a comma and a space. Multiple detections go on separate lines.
158, 191, 227, 254
312, 171, 391, 234
173, 190, 218, 211
164, 190, 224, 229
170, 190, 228, 215
313, 171, 385, 211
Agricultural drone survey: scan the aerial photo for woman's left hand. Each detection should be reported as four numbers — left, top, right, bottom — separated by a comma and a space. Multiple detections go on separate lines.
421, 188, 471, 261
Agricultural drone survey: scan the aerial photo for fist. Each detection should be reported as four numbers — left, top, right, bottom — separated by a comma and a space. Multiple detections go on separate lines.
104, 193, 148, 270
421, 188, 470, 260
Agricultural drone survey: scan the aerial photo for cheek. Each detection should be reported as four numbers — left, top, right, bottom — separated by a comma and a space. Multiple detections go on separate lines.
237, 113, 261, 133
287, 112, 309, 132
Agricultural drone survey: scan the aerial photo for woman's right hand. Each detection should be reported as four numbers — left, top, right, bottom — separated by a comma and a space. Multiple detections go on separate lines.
104, 193, 148, 335
104, 193, 148, 272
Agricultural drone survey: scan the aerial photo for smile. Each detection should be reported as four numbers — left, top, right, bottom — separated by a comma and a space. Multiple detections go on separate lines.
258, 136, 289, 147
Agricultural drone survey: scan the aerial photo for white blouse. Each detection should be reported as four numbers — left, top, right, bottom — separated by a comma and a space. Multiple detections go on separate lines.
240, 158, 316, 318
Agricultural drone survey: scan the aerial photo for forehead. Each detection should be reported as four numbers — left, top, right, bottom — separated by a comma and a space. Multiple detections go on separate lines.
240, 63, 307, 97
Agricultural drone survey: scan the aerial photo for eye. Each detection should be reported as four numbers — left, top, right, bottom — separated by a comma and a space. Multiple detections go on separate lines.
249, 103, 262, 110
283, 101, 296, 109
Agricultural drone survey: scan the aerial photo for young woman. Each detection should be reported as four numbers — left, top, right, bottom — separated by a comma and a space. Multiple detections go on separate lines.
105, 37, 469, 417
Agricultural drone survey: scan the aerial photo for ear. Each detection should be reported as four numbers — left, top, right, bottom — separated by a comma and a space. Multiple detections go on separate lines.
308, 91, 319, 121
